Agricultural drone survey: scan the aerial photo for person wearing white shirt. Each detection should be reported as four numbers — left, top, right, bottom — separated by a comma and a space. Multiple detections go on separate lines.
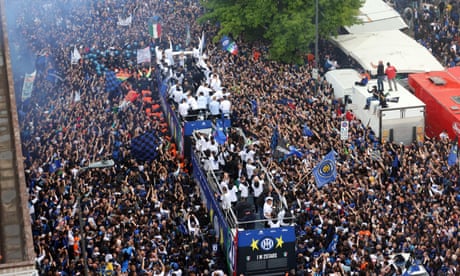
209, 73, 222, 92
171, 87, 185, 105
208, 138, 219, 155
155, 46, 164, 65
263, 196, 274, 220
251, 178, 264, 212
213, 89, 224, 101
246, 160, 256, 180
197, 82, 213, 98
178, 98, 189, 118
244, 145, 256, 163
186, 92, 198, 111
202, 155, 213, 171
220, 186, 232, 213
209, 152, 220, 170
208, 96, 220, 117
218, 171, 230, 191
238, 177, 249, 199
177, 52, 186, 68
439, 129, 449, 140
204, 151, 219, 171
187, 213, 200, 237
211, 269, 225, 276
168, 83, 181, 100
200, 136, 210, 153
219, 95, 231, 115
228, 183, 238, 205
196, 133, 208, 153
217, 146, 226, 167
196, 91, 209, 110
160, 61, 172, 79
237, 147, 246, 162
164, 38, 174, 67
268, 209, 290, 228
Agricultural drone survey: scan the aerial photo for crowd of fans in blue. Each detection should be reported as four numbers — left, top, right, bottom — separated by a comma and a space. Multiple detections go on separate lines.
7, 0, 460, 275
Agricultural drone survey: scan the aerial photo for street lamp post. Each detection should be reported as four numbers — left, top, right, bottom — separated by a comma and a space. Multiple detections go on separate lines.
76, 159, 115, 276
314, 0, 319, 68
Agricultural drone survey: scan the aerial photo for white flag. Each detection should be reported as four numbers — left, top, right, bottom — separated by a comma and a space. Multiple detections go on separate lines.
137, 46, 151, 64
199, 31, 205, 57
71, 46, 81, 65
117, 15, 132, 26
22, 71, 36, 102
74, 90, 81, 103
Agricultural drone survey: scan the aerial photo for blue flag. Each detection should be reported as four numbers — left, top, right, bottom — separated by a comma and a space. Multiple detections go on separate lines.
302, 124, 314, 137
251, 99, 258, 116
392, 153, 400, 168
270, 126, 279, 152
448, 137, 458, 166
105, 70, 122, 93
313, 150, 337, 188
131, 131, 160, 162
327, 233, 339, 253
283, 145, 303, 160
213, 120, 227, 145
220, 36, 238, 55
49, 158, 62, 174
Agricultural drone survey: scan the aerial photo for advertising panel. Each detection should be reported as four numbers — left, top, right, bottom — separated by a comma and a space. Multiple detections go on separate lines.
237, 227, 296, 275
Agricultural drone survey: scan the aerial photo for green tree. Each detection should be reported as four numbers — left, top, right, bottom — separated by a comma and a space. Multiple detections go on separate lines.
199, 0, 363, 63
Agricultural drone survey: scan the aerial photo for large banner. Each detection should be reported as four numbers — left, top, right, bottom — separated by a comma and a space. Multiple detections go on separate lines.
237, 227, 296, 275
22, 71, 36, 102
137, 46, 151, 64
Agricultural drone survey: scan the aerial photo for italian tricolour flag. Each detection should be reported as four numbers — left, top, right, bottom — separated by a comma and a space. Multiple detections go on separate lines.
149, 23, 162, 39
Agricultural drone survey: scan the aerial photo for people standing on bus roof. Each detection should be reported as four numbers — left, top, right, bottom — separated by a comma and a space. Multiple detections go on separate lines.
370, 60, 385, 92
385, 62, 398, 91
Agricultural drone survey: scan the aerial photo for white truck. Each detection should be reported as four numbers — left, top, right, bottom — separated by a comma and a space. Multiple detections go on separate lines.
326, 69, 425, 144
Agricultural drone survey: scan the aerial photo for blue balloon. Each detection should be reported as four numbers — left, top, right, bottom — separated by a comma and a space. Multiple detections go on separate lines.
132, 49, 137, 55
126, 53, 131, 58
126, 44, 131, 50
133, 41, 138, 47
114, 50, 120, 56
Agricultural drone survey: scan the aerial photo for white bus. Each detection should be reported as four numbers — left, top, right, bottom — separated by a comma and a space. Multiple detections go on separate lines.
350, 79, 426, 144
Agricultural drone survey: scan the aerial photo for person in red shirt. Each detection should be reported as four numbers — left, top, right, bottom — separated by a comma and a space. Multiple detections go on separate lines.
385, 62, 398, 91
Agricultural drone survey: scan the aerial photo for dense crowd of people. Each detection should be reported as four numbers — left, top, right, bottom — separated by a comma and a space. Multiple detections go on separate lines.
7, 0, 460, 275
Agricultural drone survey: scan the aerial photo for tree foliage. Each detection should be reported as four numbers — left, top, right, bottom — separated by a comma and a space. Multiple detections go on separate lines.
199, 0, 363, 63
